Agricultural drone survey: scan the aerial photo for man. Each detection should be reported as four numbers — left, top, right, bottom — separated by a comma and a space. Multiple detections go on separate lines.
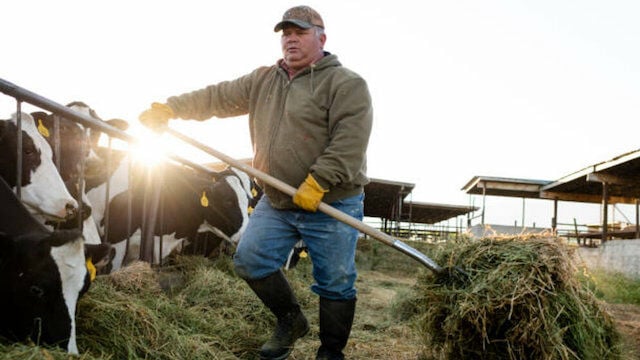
139, 5, 372, 360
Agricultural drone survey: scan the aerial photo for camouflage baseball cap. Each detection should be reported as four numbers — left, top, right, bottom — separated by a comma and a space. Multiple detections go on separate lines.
274, 5, 324, 32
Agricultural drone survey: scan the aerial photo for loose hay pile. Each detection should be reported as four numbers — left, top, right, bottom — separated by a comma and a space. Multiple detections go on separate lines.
75, 255, 319, 360
409, 236, 622, 360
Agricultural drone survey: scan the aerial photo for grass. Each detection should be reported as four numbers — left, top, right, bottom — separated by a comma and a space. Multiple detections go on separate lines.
355, 235, 438, 275
580, 268, 640, 305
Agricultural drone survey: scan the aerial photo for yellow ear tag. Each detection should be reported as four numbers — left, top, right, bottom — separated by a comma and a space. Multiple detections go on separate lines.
200, 191, 209, 207
299, 249, 308, 259
37, 119, 50, 138
86, 258, 97, 281
248, 206, 254, 215
251, 188, 258, 197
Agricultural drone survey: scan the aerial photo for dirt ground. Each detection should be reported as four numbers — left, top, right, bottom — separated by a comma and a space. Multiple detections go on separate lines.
605, 303, 640, 359
289, 269, 640, 360
289, 269, 423, 359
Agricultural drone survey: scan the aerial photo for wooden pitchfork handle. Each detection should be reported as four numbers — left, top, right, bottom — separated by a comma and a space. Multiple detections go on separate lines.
165, 127, 445, 274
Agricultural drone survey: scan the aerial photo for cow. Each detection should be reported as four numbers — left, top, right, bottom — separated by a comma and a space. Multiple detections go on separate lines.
86, 154, 254, 271
30, 104, 117, 269
0, 113, 78, 221
183, 176, 263, 258
0, 176, 89, 354
31, 103, 111, 238
1, 109, 111, 280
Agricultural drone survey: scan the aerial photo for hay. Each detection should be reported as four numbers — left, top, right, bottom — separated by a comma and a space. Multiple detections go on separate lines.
409, 236, 622, 360
73, 255, 272, 360
0, 254, 316, 359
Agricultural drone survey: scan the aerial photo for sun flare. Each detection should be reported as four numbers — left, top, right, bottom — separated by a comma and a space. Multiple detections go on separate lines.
96, 127, 171, 166
130, 131, 169, 165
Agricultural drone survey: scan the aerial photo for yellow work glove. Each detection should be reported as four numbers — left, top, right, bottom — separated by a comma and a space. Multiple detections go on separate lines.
293, 174, 328, 212
138, 102, 175, 131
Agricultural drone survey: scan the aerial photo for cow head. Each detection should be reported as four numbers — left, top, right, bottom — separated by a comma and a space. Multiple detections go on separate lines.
200, 167, 255, 245
85, 242, 116, 276
30, 107, 107, 247
30, 110, 88, 184
0, 114, 78, 220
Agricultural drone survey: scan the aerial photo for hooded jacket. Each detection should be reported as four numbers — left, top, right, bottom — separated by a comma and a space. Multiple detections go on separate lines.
166, 53, 373, 209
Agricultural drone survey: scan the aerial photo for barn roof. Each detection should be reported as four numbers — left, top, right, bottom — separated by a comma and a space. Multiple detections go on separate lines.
363, 178, 414, 218
364, 178, 477, 224
462, 148, 640, 204
461, 176, 552, 198
539, 149, 640, 204
406, 201, 479, 224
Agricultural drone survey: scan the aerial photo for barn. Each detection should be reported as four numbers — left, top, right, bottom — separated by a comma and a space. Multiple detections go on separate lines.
463, 147, 640, 243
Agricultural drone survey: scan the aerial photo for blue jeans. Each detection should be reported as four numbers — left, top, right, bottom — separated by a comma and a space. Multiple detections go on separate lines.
234, 193, 364, 300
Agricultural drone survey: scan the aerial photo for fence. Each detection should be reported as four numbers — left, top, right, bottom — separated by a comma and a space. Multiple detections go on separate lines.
364, 217, 467, 241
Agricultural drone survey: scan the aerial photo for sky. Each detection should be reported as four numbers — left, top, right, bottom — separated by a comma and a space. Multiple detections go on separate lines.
2, 0, 640, 229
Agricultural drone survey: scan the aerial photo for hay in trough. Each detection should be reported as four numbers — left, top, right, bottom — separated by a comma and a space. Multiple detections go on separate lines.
407, 236, 622, 360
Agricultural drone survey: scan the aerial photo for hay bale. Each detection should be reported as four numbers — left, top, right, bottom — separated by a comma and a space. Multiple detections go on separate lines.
410, 236, 622, 360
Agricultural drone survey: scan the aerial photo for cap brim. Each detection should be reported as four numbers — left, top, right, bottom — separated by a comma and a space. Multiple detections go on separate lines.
274, 19, 313, 32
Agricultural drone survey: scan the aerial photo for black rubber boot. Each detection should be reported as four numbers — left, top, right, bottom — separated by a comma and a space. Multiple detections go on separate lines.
316, 297, 356, 360
245, 270, 309, 360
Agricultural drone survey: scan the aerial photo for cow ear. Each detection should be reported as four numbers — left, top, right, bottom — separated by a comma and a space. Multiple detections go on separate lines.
47, 229, 83, 247
30, 111, 50, 124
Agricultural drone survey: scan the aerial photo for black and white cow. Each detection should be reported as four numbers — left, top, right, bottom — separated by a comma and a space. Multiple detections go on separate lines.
31, 103, 107, 239
1, 110, 113, 276
0, 113, 78, 221
86, 154, 254, 271
0, 177, 89, 354
29, 104, 117, 261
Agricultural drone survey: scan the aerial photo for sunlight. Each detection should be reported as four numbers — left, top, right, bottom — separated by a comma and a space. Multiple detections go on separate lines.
93, 121, 253, 170
130, 131, 170, 166
96, 128, 168, 166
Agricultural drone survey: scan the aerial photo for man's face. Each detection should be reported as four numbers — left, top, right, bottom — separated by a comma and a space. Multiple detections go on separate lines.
280, 25, 326, 72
